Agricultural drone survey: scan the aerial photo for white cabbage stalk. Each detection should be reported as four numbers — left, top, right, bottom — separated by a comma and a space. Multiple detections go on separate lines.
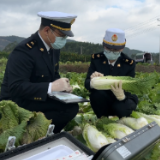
72, 126, 82, 136
131, 111, 160, 127
118, 117, 148, 130
72, 83, 81, 89
83, 102, 89, 106
149, 115, 160, 120
90, 77, 120, 90
83, 124, 111, 152
90, 75, 156, 95
106, 137, 116, 143
104, 123, 134, 139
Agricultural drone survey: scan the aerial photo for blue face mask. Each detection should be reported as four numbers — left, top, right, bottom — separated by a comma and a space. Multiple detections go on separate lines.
103, 49, 121, 60
48, 30, 67, 49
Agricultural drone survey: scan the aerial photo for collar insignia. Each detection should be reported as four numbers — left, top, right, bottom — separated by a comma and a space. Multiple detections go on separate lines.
40, 48, 44, 52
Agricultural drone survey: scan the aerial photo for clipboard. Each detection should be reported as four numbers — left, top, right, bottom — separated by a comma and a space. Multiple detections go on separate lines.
48, 92, 90, 104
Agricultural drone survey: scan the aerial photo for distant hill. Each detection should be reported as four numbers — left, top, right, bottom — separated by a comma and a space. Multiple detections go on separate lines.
0, 36, 25, 51
61, 41, 144, 58
3, 41, 18, 52
0, 35, 76, 51
0, 35, 148, 58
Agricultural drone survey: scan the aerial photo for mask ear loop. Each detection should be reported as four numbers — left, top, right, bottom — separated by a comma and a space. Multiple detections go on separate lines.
51, 30, 57, 38
47, 29, 56, 44
46, 29, 54, 49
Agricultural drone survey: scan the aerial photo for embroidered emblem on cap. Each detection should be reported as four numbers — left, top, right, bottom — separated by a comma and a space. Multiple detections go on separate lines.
112, 34, 118, 42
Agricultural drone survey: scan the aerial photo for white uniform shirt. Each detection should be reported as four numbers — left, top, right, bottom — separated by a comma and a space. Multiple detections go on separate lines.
38, 32, 52, 94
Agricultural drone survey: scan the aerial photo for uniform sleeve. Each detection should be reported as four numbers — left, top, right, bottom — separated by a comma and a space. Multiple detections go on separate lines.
124, 61, 138, 104
54, 50, 60, 81
8, 47, 49, 101
125, 61, 136, 78
54, 63, 60, 80
85, 57, 96, 90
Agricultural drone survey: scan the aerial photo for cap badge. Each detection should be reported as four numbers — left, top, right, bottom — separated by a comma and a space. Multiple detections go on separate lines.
97, 54, 100, 58
117, 64, 121, 67
112, 34, 118, 42
103, 61, 106, 64
40, 48, 44, 52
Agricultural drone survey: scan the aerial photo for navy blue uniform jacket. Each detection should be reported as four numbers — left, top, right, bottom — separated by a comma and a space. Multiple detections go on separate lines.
0, 32, 60, 107
85, 52, 138, 103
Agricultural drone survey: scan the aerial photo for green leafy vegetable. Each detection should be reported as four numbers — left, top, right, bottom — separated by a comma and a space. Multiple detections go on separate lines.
103, 123, 134, 139
90, 74, 156, 95
118, 117, 148, 130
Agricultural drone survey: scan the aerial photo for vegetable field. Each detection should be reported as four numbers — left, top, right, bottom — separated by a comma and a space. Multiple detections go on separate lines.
0, 71, 160, 159
62, 71, 160, 160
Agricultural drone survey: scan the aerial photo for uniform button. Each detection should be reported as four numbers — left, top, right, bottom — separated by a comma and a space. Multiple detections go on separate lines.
40, 98, 42, 100
42, 75, 44, 77
34, 97, 36, 100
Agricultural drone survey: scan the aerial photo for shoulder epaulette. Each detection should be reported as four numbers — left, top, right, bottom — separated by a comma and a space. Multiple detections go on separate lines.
91, 53, 104, 59
25, 39, 37, 50
121, 52, 135, 65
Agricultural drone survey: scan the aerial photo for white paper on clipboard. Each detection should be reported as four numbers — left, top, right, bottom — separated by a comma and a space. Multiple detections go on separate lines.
49, 92, 83, 100
48, 92, 90, 103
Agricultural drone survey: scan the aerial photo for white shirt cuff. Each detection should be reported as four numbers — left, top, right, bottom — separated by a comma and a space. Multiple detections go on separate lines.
47, 83, 52, 94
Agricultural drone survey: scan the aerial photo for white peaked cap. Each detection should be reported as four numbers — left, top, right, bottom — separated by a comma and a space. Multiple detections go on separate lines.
37, 11, 77, 37
103, 28, 126, 50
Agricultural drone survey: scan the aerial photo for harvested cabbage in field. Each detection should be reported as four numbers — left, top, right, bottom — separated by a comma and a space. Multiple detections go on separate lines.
103, 123, 134, 139
90, 74, 156, 95
72, 126, 83, 136
131, 111, 160, 126
17, 107, 34, 123
0, 101, 52, 150
118, 117, 148, 130
72, 83, 81, 89
83, 124, 114, 152
0, 121, 27, 152
21, 112, 52, 144
0, 101, 19, 133
149, 115, 160, 120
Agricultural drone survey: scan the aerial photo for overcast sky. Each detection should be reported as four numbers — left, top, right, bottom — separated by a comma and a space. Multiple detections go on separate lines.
1, 0, 160, 53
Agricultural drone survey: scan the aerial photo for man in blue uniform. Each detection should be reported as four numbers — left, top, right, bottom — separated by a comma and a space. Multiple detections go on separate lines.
85, 28, 138, 118
0, 11, 79, 133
